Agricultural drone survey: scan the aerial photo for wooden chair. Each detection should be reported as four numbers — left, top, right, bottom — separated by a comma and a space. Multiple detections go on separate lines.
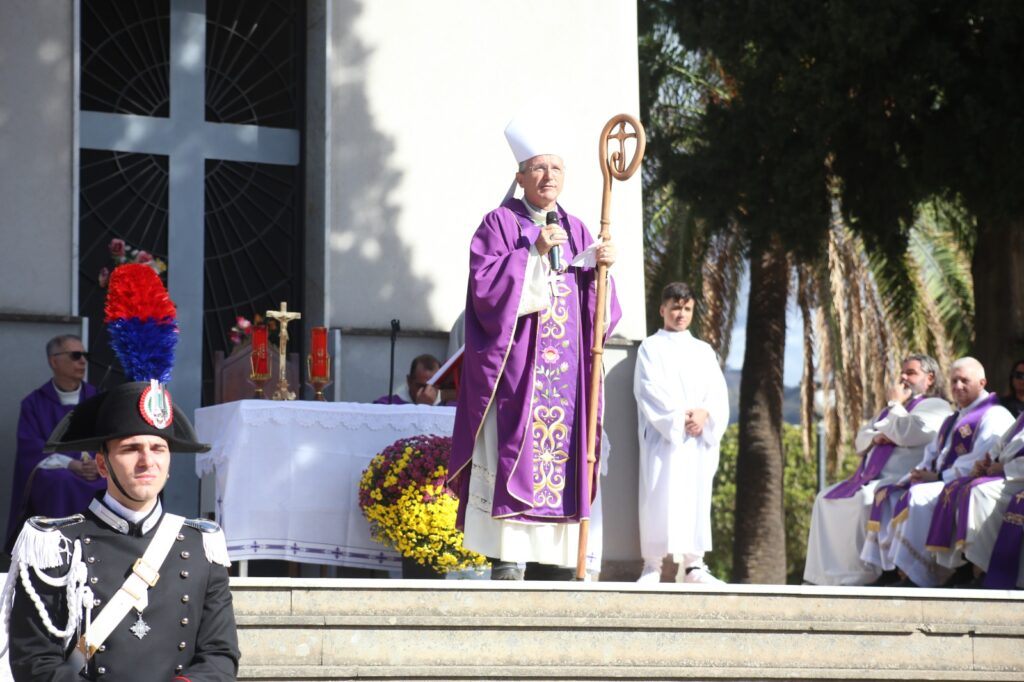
213, 345, 301, 403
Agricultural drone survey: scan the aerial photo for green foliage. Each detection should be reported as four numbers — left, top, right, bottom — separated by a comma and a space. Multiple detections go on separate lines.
706, 423, 819, 584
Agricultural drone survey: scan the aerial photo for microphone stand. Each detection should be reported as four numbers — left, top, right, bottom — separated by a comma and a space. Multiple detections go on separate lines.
388, 319, 400, 404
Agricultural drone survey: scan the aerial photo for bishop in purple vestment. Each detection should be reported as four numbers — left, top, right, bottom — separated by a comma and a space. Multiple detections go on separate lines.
449, 114, 621, 575
4, 336, 104, 553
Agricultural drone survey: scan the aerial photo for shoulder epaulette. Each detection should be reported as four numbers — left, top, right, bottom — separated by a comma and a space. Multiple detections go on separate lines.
27, 514, 85, 532
183, 518, 230, 567
11, 515, 85, 572
183, 517, 222, 534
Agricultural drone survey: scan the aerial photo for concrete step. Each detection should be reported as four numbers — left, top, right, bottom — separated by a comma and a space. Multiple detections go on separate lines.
230, 578, 1024, 680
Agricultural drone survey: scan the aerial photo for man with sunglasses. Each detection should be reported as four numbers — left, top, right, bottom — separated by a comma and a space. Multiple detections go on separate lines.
4, 335, 104, 554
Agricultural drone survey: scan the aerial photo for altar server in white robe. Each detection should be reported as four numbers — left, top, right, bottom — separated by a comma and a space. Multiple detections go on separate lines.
944, 412, 1024, 582
889, 357, 1014, 587
634, 282, 729, 584
804, 354, 950, 585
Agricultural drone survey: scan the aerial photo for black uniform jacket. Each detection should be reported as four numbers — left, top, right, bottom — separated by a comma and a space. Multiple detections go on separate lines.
8, 498, 239, 681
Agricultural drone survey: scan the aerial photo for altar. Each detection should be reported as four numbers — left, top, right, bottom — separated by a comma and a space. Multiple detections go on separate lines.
194, 400, 456, 573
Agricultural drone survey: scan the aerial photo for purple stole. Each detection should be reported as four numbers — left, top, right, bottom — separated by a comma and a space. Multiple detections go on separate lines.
925, 404, 1024, 552
934, 393, 1001, 474
924, 476, 1001, 551
980, 414, 1024, 588
866, 482, 908, 532
867, 397, 991, 531
983, 488, 1024, 589
825, 396, 927, 499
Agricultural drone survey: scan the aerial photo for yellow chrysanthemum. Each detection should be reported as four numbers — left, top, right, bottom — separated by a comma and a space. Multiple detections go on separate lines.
359, 435, 488, 574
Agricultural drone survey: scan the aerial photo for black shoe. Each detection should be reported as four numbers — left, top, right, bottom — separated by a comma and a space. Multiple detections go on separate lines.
866, 569, 900, 587
891, 577, 918, 587
524, 561, 575, 581
943, 562, 975, 588
488, 558, 523, 581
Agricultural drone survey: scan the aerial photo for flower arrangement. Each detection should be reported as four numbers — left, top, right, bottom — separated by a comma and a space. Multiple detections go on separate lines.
358, 434, 487, 574
227, 312, 280, 351
98, 239, 167, 287
229, 315, 253, 348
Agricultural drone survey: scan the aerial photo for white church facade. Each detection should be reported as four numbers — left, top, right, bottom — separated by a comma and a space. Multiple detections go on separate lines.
0, 0, 645, 578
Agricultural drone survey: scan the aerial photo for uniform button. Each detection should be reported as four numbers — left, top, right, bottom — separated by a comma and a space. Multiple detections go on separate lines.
180, 551, 190, 560
180, 617, 189, 626
180, 570, 189, 579
90, 577, 98, 585
175, 665, 183, 673
176, 533, 185, 542
83, 537, 92, 545
87, 557, 96, 564
178, 641, 187, 650
96, 666, 106, 675
93, 598, 102, 607
181, 595, 190, 603
98, 644, 106, 652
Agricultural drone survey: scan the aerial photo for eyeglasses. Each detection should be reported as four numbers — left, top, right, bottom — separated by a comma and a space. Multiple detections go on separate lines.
525, 164, 564, 176
1013, 371, 1024, 380
51, 351, 89, 361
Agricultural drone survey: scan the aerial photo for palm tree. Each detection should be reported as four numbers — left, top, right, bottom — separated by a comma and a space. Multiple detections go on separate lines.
800, 200, 973, 479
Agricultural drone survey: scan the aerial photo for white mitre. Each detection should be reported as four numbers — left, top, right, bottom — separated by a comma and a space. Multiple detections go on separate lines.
504, 112, 565, 164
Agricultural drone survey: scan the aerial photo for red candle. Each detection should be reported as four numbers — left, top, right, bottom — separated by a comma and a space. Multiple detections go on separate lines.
310, 326, 328, 379
251, 325, 269, 376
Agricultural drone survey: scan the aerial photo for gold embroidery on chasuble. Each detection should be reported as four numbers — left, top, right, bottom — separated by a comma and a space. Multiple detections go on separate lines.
530, 278, 573, 509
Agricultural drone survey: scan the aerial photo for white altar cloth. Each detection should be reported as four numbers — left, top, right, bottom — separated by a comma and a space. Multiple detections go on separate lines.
194, 400, 456, 571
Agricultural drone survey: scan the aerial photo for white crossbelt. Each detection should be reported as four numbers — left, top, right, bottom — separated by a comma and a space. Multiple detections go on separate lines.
78, 513, 186, 659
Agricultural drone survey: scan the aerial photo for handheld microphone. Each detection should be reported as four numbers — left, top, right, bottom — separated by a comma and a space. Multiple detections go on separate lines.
546, 211, 561, 271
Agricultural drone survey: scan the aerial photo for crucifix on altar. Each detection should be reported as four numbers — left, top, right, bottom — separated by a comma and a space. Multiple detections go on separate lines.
266, 302, 302, 400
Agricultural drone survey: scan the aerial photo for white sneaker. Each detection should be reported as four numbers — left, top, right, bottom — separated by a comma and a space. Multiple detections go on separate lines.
636, 564, 661, 584
682, 565, 724, 585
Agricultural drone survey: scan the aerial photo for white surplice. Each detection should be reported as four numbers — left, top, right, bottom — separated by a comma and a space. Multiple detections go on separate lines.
804, 395, 950, 585
889, 391, 1015, 586
634, 328, 729, 562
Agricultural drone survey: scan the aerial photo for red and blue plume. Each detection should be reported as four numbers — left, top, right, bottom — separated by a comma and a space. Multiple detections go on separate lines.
104, 263, 178, 383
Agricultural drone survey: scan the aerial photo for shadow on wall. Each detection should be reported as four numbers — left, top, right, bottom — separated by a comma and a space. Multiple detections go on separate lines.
331, 0, 436, 329
328, 1, 445, 398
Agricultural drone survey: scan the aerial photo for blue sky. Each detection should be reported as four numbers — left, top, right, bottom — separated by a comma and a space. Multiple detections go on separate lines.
723, 269, 805, 388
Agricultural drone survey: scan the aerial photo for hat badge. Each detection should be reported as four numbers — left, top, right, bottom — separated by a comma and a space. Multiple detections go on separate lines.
139, 379, 174, 429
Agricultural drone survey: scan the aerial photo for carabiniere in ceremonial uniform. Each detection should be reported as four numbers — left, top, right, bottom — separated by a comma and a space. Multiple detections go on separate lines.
1, 264, 240, 682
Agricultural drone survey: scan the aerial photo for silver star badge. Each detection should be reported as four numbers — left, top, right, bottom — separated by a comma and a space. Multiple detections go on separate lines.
130, 611, 150, 640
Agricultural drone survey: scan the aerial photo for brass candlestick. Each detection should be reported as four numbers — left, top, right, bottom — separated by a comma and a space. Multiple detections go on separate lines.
249, 357, 271, 399
307, 355, 331, 401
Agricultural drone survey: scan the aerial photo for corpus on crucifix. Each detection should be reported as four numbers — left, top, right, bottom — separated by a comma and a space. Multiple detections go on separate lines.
266, 302, 302, 400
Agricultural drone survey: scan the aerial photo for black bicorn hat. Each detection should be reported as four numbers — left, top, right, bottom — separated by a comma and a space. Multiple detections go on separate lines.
44, 380, 210, 454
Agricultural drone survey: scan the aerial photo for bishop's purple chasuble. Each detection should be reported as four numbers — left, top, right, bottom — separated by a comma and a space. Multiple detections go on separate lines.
450, 198, 620, 528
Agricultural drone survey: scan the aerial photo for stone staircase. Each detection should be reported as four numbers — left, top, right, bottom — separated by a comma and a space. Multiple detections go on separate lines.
232, 578, 1024, 681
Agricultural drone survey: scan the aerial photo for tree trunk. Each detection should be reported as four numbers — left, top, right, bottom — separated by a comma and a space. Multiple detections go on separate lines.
732, 241, 789, 583
971, 219, 1024, 391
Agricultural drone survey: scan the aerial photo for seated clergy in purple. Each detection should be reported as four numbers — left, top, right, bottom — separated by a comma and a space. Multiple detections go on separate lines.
447, 112, 621, 581
3, 335, 105, 553
888, 357, 1014, 587
805, 354, 951, 586
927, 409, 1024, 587
373, 353, 451, 406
